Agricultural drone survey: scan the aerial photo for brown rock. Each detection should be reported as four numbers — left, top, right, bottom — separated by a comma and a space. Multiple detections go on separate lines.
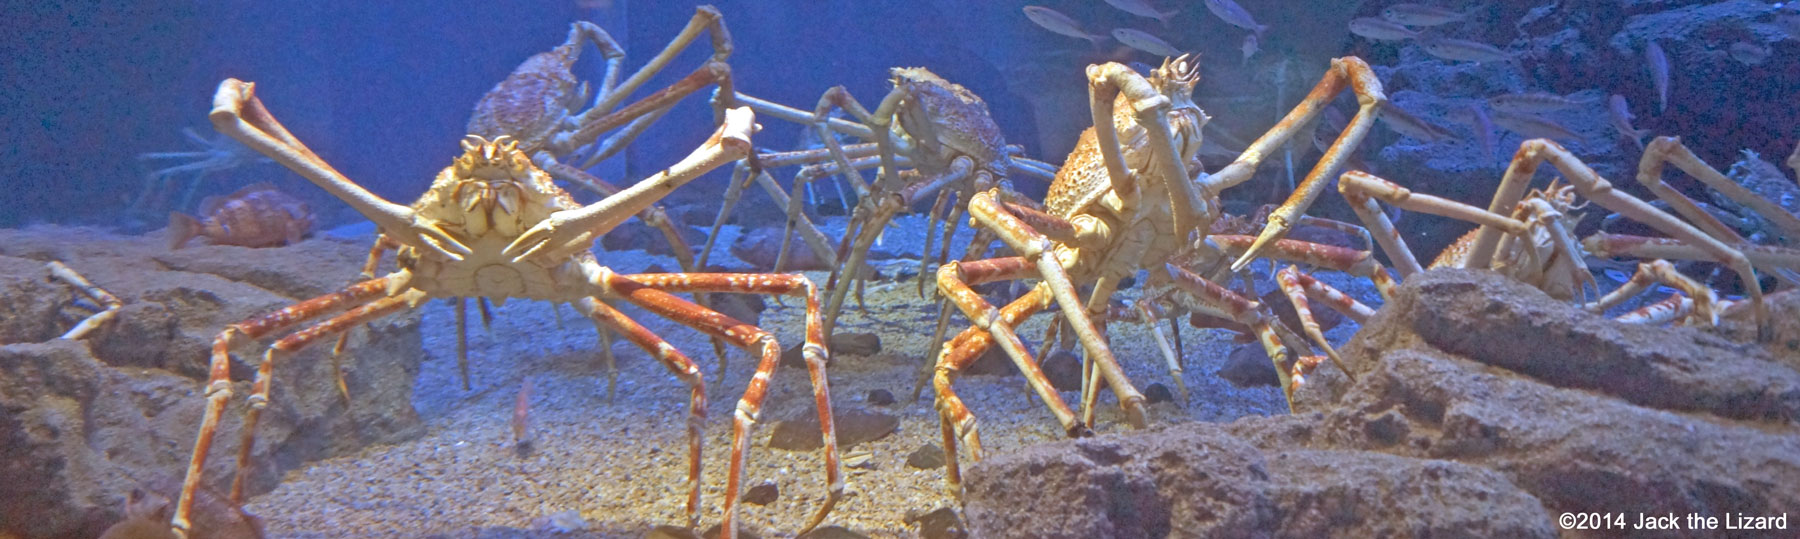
767, 406, 898, 451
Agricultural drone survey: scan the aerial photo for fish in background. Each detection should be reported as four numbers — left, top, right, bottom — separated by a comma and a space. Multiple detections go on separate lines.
1448, 104, 1499, 159
168, 182, 314, 250
1103, 0, 1178, 28
1645, 40, 1669, 114
1381, 3, 1470, 26
1418, 37, 1515, 63
1608, 94, 1651, 150
1241, 33, 1260, 64
1022, 6, 1107, 47
1348, 17, 1421, 41
1203, 0, 1268, 38
1486, 92, 1599, 114
1113, 28, 1183, 57
1490, 109, 1580, 142
1378, 102, 1458, 143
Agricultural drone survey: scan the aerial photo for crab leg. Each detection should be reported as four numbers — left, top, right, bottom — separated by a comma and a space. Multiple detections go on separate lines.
578, 6, 732, 128
1087, 61, 1202, 235
210, 80, 471, 261
47, 262, 123, 340
1160, 263, 1318, 408
600, 271, 839, 538
1584, 232, 1800, 287
822, 159, 975, 334
1226, 57, 1388, 270
934, 258, 1089, 496
506, 106, 753, 263
571, 296, 709, 527
1639, 136, 1800, 243
1582, 259, 1720, 325
1617, 293, 1693, 324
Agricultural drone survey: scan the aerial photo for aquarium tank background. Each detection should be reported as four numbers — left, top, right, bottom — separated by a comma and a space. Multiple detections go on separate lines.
3, 0, 1799, 538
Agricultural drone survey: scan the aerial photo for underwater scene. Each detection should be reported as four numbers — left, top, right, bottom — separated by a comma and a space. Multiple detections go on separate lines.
5, 0, 1800, 537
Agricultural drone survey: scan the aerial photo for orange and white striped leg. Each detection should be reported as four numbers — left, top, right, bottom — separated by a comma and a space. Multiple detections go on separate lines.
173, 278, 393, 539
573, 296, 708, 527
600, 271, 838, 538
47, 261, 124, 340
1615, 293, 1693, 325
1583, 260, 1720, 326
1161, 263, 1314, 410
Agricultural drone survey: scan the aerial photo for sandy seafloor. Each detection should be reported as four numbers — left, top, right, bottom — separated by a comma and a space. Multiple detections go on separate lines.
240, 211, 1584, 538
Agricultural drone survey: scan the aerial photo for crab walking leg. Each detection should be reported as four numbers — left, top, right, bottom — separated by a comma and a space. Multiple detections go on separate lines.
1617, 293, 1694, 324
1582, 260, 1721, 325
600, 271, 840, 537
1273, 266, 1355, 377
172, 278, 392, 537
1337, 169, 1532, 261
773, 157, 891, 274
1224, 57, 1388, 270
229, 292, 419, 502
1641, 136, 1800, 242
823, 159, 975, 334
698, 163, 754, 270
918, 189, 954, 296
1086, 62, 1201, 233
1208, 233, 1399, 301
572, 297, 709, 527
560, 58, 737, 161
507, 106, 753, 263
1131, 300, 1189, 405
210, 80, 470, 261
1584, 233, 1800, 286
1160, 264, 1316, 408
47, 262, 123, 340
967, 190, 1150, 427
577, 6, 732, 129
935, 258, 1089, 496
696, 164, 841, 277
1338, 171, 1423, 276
1525, 140, 1766, 336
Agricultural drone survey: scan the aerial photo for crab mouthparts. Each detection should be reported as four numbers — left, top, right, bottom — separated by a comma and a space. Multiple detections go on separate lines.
457, 181, 523, 216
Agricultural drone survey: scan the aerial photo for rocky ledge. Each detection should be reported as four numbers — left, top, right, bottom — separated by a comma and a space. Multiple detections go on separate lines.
962, 269, 1800, 538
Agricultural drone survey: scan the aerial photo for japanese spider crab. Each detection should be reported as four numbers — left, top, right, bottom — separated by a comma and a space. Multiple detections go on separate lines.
169, 82, 841, 539
1255, 137, 1792, 370
928, 55, 1388, 496
698, 69, 1059, 336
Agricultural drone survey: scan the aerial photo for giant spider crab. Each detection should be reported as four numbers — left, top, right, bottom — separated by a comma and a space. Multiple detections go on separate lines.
169, 83, 841, 539
927, 55, 1388, 495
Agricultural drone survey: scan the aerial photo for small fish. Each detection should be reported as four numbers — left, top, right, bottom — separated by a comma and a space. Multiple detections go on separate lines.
1728, 41, 1770, 65
513, 378, 535, 450
1348, 17, 1421, 41
1378, 102, 1457, 143
1241, 33, 1259, 64
1112, 28, 1183, 57
1490, 109, 1580, 141
168, 182, 313, 250
1102, 0, 1178, 27
1515, 1, 1560, 32
1608, 94, 1650, 150
1449, 103, 1498, 159
1486, 92, 1597, 114
1419, 37, 1514, 63
1645, 40, 1669, 114
1381, 3, 1469, 26
1023, 6, 1107, 46
1203, 0, 1268, 37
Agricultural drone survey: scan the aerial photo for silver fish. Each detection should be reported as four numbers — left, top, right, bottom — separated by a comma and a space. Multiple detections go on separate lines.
1645, 40, 1669, 114
1419, 37, 1514, 63
1103, 0, 1177, 27
1378, 102, 1457, 143
1447, 104, 1498, 159
1348, 17, 1421, 41
1486, 92, 1597, 114
1608, 94, 1649, 150
1023, 6, 1106, 46
1112, 28, 1183, 57
1490, 110, 1579, 141
1515, 1, 1560, 32
1381, 3, 1468, 26
1728, 41, 1769, 65
1203, 0, 1268, 37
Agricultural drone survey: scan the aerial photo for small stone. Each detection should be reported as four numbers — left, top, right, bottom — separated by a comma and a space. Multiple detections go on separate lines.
962, 345, 1015, 376
866, 389, 896, 406
832, 332, 882, 356
768, 407, 898, 451
905, 506, 969, 539
742, 481, 779, 505
798, 526, 871, 539
1042, 350, 1083, 391
1144, 382, 1175, 404
907, 443, 946, 469
701, 524, 761, 539
1363, 408, 1411, 445
1218, 345, 1278, 388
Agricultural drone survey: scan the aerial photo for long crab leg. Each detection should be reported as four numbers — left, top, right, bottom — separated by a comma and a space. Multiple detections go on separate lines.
599, 271, 840, 538
1086, 60, 1203, 235
560, 59, 736, 160
1584, 233, 1800, 276
1220, 57, 1387, 270
506, 106, 753, 263
1638, 136, 1800, 243
934, 258, 1089, 496
1160, 263, 1319, 407
571, 296, 709, 527
1582, 260, 1721, 325
172, 278, 394, 538
210, 80, 471, 261
577, 6, 732, 128
47, 261, 123, 340
822, 159, 975, 335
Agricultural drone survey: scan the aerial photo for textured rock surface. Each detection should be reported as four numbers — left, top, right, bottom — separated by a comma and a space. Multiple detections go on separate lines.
0, 226, 424, 538
964, 269, 1800, 537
